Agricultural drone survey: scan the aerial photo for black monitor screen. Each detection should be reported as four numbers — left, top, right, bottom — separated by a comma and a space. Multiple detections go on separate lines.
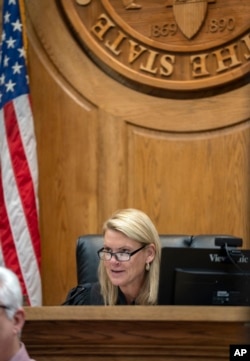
158, 247, 250, 305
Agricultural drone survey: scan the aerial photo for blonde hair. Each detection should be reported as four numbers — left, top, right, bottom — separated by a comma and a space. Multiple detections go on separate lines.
98, 208, 161, 305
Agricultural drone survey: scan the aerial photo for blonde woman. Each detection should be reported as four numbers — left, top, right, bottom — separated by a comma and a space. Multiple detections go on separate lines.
65, 208, 161, 305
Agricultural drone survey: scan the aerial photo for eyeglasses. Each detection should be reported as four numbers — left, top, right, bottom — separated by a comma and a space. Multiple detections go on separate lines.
97, 244, 146, 262
0, 305, 10, 310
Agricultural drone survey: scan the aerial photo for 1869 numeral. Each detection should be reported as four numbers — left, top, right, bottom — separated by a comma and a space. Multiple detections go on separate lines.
151, 23, 177, 37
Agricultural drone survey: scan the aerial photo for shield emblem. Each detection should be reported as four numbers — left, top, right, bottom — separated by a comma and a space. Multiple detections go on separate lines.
173, 0, 208, 39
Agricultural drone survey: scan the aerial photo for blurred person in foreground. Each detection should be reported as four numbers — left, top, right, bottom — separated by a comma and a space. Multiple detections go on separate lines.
0, 266, 35, 361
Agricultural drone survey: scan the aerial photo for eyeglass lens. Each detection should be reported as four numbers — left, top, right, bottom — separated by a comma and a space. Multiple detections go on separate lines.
98, 244, 146, 261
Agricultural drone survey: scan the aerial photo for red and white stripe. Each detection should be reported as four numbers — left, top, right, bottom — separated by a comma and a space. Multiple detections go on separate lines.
0, 94, 42, 306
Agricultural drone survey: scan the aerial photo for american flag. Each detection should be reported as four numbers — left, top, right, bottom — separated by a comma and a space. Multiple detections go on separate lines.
0, 0, 42, 306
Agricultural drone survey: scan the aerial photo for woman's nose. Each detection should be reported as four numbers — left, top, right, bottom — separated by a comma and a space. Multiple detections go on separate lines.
109, 254, 120, 263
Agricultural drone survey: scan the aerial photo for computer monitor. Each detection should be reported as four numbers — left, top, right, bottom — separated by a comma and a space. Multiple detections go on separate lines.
158, 241, 250, 305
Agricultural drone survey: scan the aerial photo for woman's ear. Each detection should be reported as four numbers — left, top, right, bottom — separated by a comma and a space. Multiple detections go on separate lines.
13, 308, 25, 335
146, 243, 156, 263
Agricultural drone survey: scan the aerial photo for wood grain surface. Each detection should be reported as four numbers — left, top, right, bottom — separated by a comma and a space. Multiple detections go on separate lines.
22, 306, 250, 361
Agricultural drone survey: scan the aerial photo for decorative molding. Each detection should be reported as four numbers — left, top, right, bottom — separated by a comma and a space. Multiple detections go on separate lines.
59, 0, 250, 93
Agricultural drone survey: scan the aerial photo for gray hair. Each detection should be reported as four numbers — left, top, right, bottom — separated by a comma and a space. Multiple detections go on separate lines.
0, 266, 23, 319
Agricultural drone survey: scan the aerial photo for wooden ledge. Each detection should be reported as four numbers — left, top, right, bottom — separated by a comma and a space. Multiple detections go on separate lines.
23, 306, 250, 361
24, 305, 250, 322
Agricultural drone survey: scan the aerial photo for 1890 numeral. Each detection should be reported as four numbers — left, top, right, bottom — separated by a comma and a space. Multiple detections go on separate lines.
207, 17, 235, 32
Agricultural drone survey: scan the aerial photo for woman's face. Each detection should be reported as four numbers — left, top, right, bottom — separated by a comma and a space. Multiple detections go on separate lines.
103, 229, 155, 301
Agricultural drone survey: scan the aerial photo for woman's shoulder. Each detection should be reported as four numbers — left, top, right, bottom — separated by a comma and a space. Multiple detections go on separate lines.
62, 282, 104, 305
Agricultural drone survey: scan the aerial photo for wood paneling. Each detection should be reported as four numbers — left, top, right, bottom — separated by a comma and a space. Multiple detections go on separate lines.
25, 0, 250, 305
22, 306, 250, 361
127, 123, 250, 234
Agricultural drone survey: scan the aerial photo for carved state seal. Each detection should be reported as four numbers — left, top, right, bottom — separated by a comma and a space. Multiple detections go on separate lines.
60, 0, 250, 93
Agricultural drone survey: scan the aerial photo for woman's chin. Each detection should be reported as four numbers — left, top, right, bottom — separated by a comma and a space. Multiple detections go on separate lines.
108, 272, 126, 286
